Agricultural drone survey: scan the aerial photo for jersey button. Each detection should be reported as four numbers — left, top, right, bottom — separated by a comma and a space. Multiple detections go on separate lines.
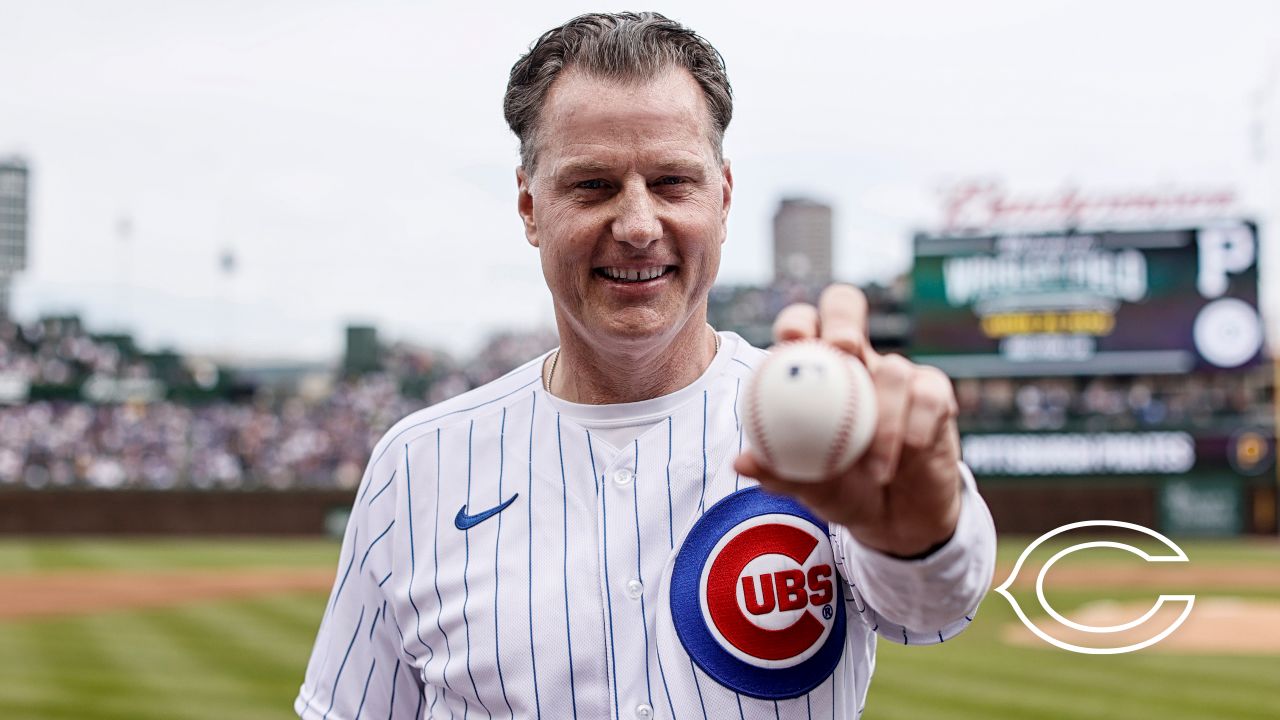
635, 703, 654, 720
625, 579, 644, 599
612, 469, 634, 486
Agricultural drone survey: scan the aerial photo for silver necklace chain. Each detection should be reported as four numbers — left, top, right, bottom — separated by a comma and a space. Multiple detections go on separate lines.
543, 324, 721, 393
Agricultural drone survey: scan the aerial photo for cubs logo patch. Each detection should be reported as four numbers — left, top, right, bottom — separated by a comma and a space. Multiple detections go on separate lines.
671, 487, 845, 699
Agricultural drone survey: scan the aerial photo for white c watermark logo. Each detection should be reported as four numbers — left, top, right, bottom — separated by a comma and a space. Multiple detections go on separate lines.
994, 520, 1195, 655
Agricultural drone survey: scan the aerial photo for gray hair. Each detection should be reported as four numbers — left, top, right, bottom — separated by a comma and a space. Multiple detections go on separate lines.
504, 12, 733, 171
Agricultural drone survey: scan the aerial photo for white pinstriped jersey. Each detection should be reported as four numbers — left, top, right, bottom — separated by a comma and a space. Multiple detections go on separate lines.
296, 332, 997, 720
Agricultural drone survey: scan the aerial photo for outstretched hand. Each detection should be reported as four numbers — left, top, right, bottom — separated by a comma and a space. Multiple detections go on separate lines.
733, 284, 963, 558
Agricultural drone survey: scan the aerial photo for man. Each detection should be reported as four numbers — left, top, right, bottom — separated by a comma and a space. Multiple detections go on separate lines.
297, 12, 995, 719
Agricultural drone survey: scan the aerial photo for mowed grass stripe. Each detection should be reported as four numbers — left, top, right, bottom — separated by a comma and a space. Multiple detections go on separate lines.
0, 612, 164, 720
235, 590, 330, 639
874, 641, 1280, 720
891, 631, 1280, 695
873, 656, 1181, 720
137, 601, 314, 712
0, 596, 327, 720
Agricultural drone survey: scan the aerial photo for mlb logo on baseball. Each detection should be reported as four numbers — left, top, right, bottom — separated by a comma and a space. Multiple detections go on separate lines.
701, 514, 837, 668
672, 488, 846, 699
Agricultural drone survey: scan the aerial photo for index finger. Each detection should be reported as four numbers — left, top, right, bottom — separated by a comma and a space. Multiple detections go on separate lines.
817, 284, 870, 360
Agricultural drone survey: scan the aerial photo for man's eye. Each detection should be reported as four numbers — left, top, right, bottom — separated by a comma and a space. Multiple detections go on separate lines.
655, 176, 686, 186
576, 179, 608, 190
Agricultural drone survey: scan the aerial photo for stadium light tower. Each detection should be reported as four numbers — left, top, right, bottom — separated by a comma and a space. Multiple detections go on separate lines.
0, 157, 29, 319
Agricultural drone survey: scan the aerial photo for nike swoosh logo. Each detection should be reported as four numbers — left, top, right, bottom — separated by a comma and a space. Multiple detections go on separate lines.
454, 493, 520, 530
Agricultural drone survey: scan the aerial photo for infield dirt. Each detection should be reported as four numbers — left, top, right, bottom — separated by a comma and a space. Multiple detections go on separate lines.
0, 569, 333, 619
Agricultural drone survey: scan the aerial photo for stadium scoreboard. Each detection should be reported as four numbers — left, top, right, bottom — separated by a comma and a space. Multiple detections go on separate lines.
911, 221, 1262, 377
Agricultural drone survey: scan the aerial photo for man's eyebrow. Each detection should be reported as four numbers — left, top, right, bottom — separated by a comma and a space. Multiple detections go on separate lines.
556, 160, 614, 177
555, 158, 706, 177
650, 159, 706, 175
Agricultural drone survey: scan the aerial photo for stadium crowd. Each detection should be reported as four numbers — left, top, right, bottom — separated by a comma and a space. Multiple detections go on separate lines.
0, 316, 556, 491
0, 307, 1269, 491
953, 373, 1270, 432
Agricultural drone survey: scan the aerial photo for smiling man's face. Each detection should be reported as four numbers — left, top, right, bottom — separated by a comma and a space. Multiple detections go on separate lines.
517, 66, 733, 354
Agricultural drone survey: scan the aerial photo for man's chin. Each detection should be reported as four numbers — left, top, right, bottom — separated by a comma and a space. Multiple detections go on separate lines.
587, 310, 682, 348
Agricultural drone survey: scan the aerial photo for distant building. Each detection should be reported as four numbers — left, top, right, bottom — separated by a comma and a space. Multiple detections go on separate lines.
344, 325, 382, 376
772, 197, 832, 286
0, 157, 29, 318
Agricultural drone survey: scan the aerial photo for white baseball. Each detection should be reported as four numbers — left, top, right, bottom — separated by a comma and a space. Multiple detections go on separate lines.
744, 341, 877, 482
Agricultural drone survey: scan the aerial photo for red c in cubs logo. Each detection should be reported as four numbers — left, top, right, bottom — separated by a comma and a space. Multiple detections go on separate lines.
700, 514, 838, 668
672, 487, 845, 699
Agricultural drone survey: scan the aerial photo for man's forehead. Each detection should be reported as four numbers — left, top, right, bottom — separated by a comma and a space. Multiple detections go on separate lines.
551, 153, 709, 177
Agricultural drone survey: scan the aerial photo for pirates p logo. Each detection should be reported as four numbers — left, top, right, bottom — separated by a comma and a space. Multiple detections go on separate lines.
672, 488, 845, 699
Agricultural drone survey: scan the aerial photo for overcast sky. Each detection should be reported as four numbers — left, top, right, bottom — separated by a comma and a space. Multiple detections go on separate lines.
3, 0, 1279, 360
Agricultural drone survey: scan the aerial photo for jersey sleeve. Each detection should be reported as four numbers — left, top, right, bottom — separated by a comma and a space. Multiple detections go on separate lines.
296, 440, 425, 719
829, 462, 997, 646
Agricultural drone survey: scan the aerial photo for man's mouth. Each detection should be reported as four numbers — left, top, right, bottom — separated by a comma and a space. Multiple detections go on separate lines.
594, 265, 675, 283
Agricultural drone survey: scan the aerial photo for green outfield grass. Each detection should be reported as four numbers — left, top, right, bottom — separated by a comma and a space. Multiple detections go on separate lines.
0, 537, 1275, 720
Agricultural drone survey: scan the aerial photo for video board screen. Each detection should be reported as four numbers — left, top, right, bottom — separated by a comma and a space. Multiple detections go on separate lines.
911, 222, 1262, 377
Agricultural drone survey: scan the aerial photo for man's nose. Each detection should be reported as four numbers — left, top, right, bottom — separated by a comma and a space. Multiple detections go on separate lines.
611, 182, 662, 248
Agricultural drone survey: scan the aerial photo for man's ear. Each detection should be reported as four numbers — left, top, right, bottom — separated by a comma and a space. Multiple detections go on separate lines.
719, 158, 734, 238
517, 166, 538, 248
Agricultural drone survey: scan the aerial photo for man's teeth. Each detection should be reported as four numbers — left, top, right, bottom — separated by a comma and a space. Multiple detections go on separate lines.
601, 266, 668, 282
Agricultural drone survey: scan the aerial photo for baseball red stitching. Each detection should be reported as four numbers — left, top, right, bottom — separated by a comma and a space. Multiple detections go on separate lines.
746, 349, 780, 469
824, 346, 860, 477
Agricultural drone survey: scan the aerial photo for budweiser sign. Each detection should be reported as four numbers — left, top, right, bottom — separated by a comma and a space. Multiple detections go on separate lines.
940, 180, 1237, 233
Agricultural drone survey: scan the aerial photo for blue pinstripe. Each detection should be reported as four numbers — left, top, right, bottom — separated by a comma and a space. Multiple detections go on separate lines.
688, 662, 708, 720
734, 427, 743, 491
428, 431, 456, 716
685, 410, 710, 720
378, 570, 392, 588
526, 392, 543, 719
731, 357, 754, 371
733, 377, 742, 491
368, 602, 381, 641
654, 642, 678, 720
555, 414, 580, 718
361, 519, 395, 572
665, 417, 674, 548
403, 445, 434, 667
328, 526, 359, 618
367, 471, 396, 506
774, 699, 781, 719
462, 421, 493, 719
832, 657, 837, 717
806, 692, 812, 720
357, 470, 376, 504
355, 658, 376, 718
586, 429, 600, 496
322, 604, 365, 720
302, 515, 357, 703
658, 419, 679, 720
385, 658, 400, 720
372, 377, 539, 466
600, 457, 622, 720
630, 439, 654, 710
699, 390, 708, 512
732, 378, 740, 428
390, 613, 417, 662
735, 693, 745, 718
494, 407, 514, 717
